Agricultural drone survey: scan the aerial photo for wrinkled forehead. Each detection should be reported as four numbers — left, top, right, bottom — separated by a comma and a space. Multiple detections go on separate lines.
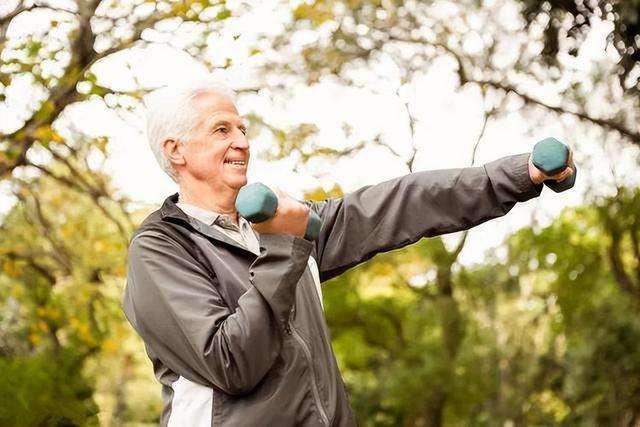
191, 90, 243, 125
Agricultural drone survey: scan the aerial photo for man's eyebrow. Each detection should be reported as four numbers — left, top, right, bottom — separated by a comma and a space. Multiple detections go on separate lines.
210, 118, 247, 129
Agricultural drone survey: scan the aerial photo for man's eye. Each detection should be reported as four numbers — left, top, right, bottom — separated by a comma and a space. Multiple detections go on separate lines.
240, 127, 247, 135
216, 127, 228, 134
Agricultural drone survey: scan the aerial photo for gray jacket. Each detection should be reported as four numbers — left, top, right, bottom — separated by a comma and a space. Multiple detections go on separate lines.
122, 153, 542, 426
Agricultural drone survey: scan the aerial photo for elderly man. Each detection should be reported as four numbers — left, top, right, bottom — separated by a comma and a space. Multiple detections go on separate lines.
122, 77, 574, 426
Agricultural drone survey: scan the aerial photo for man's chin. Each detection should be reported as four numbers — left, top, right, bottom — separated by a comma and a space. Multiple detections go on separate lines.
227, 176, 248, 190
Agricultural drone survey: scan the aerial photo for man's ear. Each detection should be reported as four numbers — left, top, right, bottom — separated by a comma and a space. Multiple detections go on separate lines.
163, 138, 186, 167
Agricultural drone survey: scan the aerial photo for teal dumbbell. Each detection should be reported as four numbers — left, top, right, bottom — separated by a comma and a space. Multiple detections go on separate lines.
236, 183, 322, 241
531, 137, 577, 193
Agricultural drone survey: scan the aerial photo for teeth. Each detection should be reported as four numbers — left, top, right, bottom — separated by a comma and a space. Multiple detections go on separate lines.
225, 160, 245, 165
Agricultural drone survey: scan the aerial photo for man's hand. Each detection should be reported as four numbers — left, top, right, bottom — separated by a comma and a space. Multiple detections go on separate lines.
528, 149, 575, 185
250, 189, 310, 238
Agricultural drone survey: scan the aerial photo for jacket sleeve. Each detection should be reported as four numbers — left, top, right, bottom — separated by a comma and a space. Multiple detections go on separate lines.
122, 231, 312, 395
309, 153, 543, 282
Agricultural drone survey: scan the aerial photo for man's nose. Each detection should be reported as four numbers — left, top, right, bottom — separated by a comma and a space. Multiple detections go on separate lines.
231, 132, 249, 150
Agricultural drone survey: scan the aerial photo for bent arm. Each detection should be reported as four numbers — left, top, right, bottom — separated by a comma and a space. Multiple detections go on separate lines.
310, 153, 543, 281
123, 231, 311, 395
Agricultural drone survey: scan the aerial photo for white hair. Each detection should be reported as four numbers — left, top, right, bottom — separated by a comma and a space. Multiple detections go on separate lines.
144, 76, 236, 182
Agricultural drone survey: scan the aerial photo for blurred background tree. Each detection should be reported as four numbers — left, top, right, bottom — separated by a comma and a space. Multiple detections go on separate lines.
311, 185, 640, 425
0, 0, 638, 425
0, 0, 233, 424
519, 0, 640, 96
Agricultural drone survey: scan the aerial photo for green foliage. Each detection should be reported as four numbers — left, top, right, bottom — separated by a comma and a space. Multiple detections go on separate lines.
319, 187, 640, 425
0, 167, 159, 425
505, 188, 640, 424
0, 350, 99, 426
293, 2, 335, 26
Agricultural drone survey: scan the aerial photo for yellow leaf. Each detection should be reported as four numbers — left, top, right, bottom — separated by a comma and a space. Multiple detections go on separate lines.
33, 125, 53, 140
37, 321, 49, 332
29, 333, 42, 345
10, 285, 24, 298
102, 338, 118, 353
3, 260, 23, 278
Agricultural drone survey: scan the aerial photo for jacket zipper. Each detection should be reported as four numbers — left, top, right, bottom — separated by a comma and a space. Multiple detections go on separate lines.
286, 322, 330, 426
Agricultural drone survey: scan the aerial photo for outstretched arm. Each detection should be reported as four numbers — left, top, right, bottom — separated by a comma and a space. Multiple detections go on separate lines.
309, 153, 544, 282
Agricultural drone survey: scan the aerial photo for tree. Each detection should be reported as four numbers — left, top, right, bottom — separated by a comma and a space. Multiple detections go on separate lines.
0, 0, 234, 178
287, 2, 640, 416
309, 185, 640, 425
304, 128, 492, 425
0, 148, 160, 424
312, 198, 567, 425
259, 0, 639, 163
519, 0, 640, 96
505, 186, 640, 424
0, 1, 315, 423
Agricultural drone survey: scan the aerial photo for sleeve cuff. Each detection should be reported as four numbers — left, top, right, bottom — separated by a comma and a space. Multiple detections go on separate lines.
512, 153, 544, 201
485, 152, 544, 204
258, 233, 314, 257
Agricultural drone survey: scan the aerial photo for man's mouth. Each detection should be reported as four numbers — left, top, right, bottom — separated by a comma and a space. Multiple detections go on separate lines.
224, 159, 246, 168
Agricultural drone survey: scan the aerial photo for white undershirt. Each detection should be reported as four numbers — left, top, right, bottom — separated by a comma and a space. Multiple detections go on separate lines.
176, 197, 260, 255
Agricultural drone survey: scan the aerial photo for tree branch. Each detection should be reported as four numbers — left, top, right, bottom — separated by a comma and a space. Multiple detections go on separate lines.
471, 79, 640, 146
5, 250, 59, 286
385, 34, 640, 146
34, 150, 133, 242
13, 188, 73, 275
448, 98, 492, 262
0, 0, 100, 177
0, 0, 215, 178
607, 225, 640, 302
399, 94, 419, 172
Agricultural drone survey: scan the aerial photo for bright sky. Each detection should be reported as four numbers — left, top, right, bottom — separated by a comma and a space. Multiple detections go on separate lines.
1, 0, 639, 267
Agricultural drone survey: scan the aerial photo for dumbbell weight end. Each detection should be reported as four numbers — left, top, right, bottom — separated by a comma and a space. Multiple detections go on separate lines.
531, 137, 577, 193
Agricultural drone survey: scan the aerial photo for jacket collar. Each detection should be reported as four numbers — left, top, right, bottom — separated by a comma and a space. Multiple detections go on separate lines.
160, 193, 257, 257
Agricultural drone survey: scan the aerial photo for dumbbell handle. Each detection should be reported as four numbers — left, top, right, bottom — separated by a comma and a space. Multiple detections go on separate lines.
531, 137, 577, 193
236, 183, 322, 241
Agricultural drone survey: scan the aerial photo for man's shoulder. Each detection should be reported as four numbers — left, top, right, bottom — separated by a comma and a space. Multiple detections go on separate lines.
134, 209, 164, 236
129, 209, 166, 244
130, 207, 190, 251
130, 192, 188, 240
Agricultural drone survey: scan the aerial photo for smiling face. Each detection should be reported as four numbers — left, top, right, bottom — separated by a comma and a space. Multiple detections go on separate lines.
172, 91, 249, 192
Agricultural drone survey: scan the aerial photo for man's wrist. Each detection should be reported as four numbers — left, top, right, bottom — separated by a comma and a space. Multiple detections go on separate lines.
517, 153, 545, 197
484, 153, 544, 203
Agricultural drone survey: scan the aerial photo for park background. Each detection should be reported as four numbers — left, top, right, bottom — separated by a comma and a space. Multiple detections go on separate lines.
1, 0, 639, 425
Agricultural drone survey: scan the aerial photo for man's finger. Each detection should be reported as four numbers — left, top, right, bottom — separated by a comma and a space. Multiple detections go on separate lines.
553, 166, 573, 181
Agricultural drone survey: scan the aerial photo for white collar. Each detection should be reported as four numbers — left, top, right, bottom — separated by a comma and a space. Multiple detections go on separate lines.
176, 194, 247, 231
